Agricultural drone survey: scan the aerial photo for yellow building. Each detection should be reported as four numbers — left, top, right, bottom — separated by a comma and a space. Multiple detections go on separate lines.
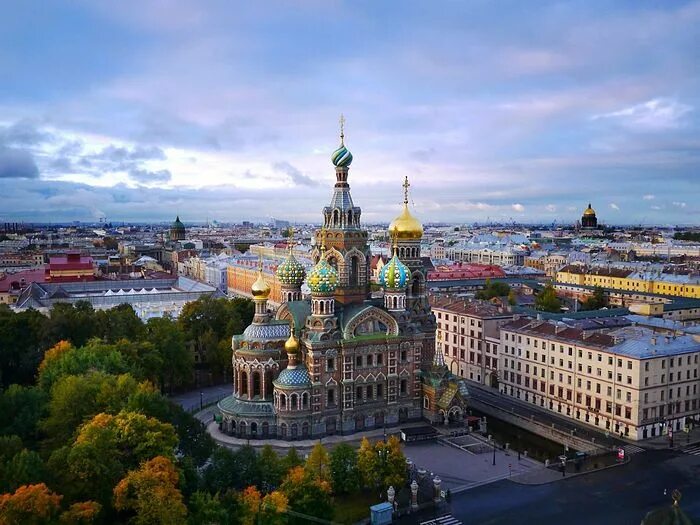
556, 266, 700, 299
227, 262, 283, 305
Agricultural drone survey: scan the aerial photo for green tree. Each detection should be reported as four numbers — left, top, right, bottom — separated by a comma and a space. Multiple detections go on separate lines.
0, 306, 47, 387
145, 316, 193, 392
581, 286, 607, 311
95, 304, 145, 343
202, 446, 261, 493
305, 442, 330, 483
0, 385, 47, 443
0, 448, 45, 493
41, 301, 99, 349
475, 279, 511, 300
329, 443, 359, 495
280, 448, 303, 473
259, 445, 283, 491
187, 491, 228, 525
535, 284, 562, 313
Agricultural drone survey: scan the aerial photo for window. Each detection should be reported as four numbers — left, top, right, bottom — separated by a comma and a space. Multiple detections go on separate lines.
377, 354, 383, 366
356, 355, 363, 367
377, 384, 383, 398
400, 379, 407, 394
356, 387, 363, 401
367, 355, 373, 366
401, 350, 407, 362
327, 358, 335, 371
327, 389, 335, 405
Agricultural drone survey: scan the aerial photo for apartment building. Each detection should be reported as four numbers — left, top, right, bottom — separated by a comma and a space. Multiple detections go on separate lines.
432, 297, 514, 387
499, 318, 700, 441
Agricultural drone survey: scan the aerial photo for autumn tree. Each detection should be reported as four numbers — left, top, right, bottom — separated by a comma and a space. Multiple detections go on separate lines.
0, 483, 62, 525
59, 501, 102, 524
113, 456, 187, 525
279, 466, 332, 525
305, 442, 330, 483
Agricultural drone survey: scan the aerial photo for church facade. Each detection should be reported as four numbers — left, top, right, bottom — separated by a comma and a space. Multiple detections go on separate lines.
217, 124, 467, 440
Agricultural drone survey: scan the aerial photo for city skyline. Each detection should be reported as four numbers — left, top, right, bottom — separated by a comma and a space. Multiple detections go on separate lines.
1, 1, 699, 224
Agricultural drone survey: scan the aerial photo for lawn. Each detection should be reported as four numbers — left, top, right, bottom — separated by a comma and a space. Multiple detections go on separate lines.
332, 490, 382, 524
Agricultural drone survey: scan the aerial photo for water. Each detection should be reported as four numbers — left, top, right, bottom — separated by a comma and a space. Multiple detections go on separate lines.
469, 409, 574, 463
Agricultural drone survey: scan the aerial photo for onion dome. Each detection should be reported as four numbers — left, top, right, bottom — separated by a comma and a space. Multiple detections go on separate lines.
389, 176, 423, 240
307, 256, 338, 295
276, 252, 306, 288
251, 269, 271, 300
583, 203, 596, 216
379, 252, 410, 290
331, 143, 353, 167
284, 331, 299, 354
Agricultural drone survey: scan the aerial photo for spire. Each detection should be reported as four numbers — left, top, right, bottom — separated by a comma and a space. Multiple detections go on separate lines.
433, 346, 446, 368
339, 113, 345, 146
403, 176, 410, 205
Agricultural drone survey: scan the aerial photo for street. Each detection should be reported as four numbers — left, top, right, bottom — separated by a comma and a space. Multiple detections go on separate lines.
449, 449, 700, 524
169, 384, 230, 412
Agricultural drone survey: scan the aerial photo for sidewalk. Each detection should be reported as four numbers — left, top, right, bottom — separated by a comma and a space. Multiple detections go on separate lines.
639, 426, 700, 451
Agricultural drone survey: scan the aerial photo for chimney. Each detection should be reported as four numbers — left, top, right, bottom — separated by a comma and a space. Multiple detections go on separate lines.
650, 336, 657, 345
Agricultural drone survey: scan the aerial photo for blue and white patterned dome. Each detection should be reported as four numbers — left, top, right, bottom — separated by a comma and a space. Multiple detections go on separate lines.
379, 253, 410, 290
276, 252, 306, 288
274, 365, 312, 388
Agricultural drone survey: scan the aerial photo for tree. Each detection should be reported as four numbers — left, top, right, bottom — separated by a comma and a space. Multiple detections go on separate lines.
382, 436, 407, 490
0, 385, 47, 443
357, 437, 379, 489
202, 446, 261, 493
113, 456, 187, 525
475, 279, 511, 300
280, 448, 303, 473
187, 491, 227, 525
59, 501, 102, 524
279, 466, 332, 525
0, 306, 47, 387
305, 442, 330, 483
258, 445, 283, 491
95, 304, 145, 343
581, 286, 607, 311
535, 284, 562, 313
145, 317, 193, 392
329, 443, 360, 495
357, 437, 406, 492
0, 449, 45, 493
41, 301, 99, 349
0, 483, 62, 525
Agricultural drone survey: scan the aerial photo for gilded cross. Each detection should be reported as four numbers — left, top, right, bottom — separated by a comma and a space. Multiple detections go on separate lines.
339, 114, 345, 144
403, 176, 410, 205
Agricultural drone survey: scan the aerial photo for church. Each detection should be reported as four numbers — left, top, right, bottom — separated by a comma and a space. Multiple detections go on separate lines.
217, 123, 468, 440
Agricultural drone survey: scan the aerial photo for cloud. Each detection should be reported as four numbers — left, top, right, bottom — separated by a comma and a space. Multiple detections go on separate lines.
592, 98, 693, 131
0, 148, 40, 179
672, 201, 687, 208
642, 194, 655, 200
650, 205, 662, 210
91, 144, 166, 163
610, 203, 620, 210
128, 168, 172, 185
0, 120, 54, 147
545, 204, 557, 212
511, 203, 525, 212
272, 161, 318, 187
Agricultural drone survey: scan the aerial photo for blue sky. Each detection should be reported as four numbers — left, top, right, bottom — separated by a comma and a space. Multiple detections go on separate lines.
0, 0, 698, 225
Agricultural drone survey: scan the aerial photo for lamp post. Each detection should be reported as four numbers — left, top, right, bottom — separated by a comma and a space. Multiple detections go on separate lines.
492, 436, 496, 466
200, 391, 203, 411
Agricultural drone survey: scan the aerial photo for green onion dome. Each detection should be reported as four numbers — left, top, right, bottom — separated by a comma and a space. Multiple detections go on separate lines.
379, 252, 410, 290
331, 143, 353, 167
276, 252, 306, 288
171, 215, 185, 231
307, 257, 338, 295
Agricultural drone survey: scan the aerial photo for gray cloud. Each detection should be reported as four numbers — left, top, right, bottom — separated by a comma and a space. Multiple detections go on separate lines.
0, 120, 53, 147
128, 168, 172, 184
0, 148, 40, 179
273, 161, 318, 187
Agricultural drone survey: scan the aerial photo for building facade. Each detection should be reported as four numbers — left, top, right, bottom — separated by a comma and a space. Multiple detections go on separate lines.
217, 126, 466, 440
499, 318, 700, 441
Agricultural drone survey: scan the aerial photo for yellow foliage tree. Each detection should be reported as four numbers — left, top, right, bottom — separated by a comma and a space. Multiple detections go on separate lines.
59, 501, 102, 523
0, 483, 62, 525
38, 341, 73, 373
113, 456, 187, 525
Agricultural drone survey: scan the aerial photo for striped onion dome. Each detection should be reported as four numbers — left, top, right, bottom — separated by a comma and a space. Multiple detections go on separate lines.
331, 143, 353, 167
379, 252, 410, 290
307, 257, 338, 295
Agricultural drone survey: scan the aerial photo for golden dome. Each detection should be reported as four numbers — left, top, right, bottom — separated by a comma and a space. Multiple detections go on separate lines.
583, 203, 596, 216
251, 270, 271, 300
389, 203, 424, 240
389, 176, 423, 240
284, 331, 299, 354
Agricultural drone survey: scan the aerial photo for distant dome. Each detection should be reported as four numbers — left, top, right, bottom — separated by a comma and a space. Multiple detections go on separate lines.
171, 215, 186, 231
276, 252, 306, 288
389, 204, 424, 240
307, 257, 338, 295
583, 204, 596, 217
379, 252, 410, 290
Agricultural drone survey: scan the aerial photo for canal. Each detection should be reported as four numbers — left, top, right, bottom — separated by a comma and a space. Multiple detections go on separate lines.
470, 409, 575, 463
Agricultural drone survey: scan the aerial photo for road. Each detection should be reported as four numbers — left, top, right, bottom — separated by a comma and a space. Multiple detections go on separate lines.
169, 384, 231, 412
449, 449, 700, 524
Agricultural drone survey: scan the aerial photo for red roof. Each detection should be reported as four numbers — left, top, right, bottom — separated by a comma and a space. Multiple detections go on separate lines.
48, 253, 94, 271
0, 268, 47, 293
428, 263, 506, 281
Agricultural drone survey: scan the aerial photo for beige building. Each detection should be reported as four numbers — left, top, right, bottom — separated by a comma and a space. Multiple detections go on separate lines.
499, 318, 700, 441
433, 297, 514, 387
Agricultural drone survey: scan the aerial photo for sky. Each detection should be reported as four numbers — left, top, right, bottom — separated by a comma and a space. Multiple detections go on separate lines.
0, 0, 699, 225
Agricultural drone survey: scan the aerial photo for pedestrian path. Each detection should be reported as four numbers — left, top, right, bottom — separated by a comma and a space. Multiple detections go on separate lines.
623, 444, 645, 456
420, 514, 463, 525
681, 444, 700, 456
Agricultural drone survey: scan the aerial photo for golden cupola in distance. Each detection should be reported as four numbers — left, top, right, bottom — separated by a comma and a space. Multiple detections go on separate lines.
389, 176, 423, 240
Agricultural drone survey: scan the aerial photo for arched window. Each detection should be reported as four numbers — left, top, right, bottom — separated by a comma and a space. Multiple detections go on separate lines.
252, 372, 261, 398
291, 393, 298, 410
302, 421, 310, 437
423, 395, 430, 409
319, 301, 325, 314
239, 421, 247, 437
332, 209, 339, 226
251, 422, 258, 436
302, 392, 309, 409
349, 256, 359, 287
280, 423, 287, 438
280, 393, 287, 410
265, 370, 273, 398
240, 371, 248, 395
